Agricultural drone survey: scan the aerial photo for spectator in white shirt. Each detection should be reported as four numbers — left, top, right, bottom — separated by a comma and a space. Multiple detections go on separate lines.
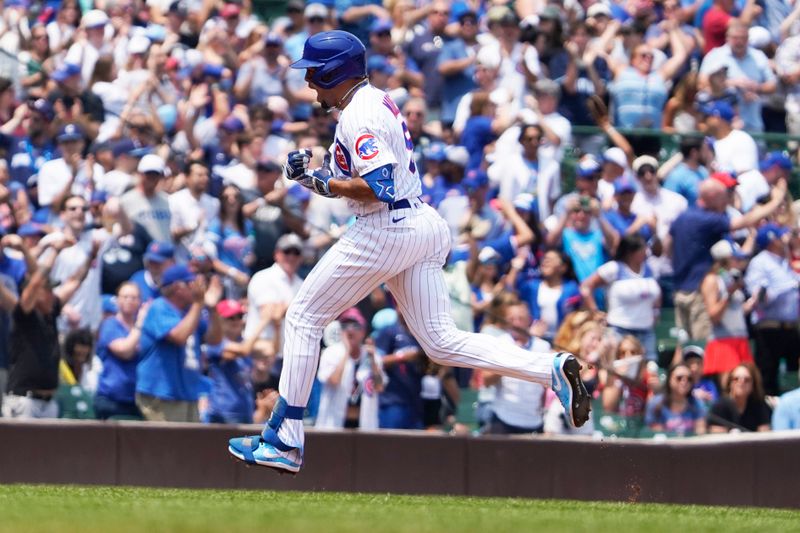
169, 160, 220, 261
315, 307, 384, 430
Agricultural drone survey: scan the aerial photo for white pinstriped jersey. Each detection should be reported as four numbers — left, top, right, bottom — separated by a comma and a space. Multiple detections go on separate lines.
329, 83, 422, 216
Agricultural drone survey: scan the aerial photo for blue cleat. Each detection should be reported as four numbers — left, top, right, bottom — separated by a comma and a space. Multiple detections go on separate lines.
552, 352, 591, 428
228, 435, 303, 474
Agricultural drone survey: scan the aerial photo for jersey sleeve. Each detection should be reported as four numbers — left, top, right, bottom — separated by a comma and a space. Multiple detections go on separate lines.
596, 261, 620, 284
346, 101, 400, 177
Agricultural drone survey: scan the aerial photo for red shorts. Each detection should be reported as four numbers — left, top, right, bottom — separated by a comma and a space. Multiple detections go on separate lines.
703, 337, 753, 375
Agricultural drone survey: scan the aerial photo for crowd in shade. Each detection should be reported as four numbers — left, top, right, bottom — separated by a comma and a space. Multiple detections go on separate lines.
1, 0, 800, 438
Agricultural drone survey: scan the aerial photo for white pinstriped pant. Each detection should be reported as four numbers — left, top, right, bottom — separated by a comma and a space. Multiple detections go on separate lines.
277, 201, 555, 448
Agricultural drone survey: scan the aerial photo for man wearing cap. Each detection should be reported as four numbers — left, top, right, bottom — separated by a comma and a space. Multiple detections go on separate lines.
630, 155, 688, 272
65, 9, 112, 86
368, 20, 424, 90
130, 241, 176, 302
552, 154, 602, 220
206, 299, 279, 424
699, 21, 777, 132
37, 123, 104, 211
234, 32, 287, 106
436, 10, 479, 126
47, 63, 105, 139
604, 177, 654, 240
95, 139, 142, 198
136, 265, 222, 422
597, 147, 631, 206
315, 307, 383, 429
669, 178, 787, 341
8, 99, 57, 186
436, 145, 472, 242
701, 100, 758, 176
120, 154, 172, 243
731, 152, 786, 214
285, 3, 330, 61
242, 159, 308, 271
244, 233, 305, 382
745, 223, 800, 396
169, 160, 219, 261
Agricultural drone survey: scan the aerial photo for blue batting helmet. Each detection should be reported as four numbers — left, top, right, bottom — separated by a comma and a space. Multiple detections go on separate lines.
291, 30, 367, 89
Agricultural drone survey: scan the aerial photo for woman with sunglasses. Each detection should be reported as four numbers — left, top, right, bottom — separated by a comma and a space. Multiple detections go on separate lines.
208, 184, 253, 299
605, 18, 689, 135
708, 363, 771, 433
645, 362, 707, 436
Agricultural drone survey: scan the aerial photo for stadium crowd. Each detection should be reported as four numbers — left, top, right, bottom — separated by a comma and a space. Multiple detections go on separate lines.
1, 0, 800, 438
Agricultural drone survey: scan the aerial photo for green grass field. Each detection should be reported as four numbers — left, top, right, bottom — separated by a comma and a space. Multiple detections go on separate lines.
0, 485, 799, 533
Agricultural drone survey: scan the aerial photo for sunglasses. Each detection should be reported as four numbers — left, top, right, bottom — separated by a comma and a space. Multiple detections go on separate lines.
282, 248, 302, 256
341, 321, 364, 330
522, 136, 541, 143
66, 205, 88, 212
375, 30, 391, 38
673, 374, 692, 382
307, 16, 325, 23
637, 52, 654, 59
224, 314, 244, 321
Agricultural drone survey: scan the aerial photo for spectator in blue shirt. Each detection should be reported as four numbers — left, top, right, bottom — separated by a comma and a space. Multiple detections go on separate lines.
374, 314, 424, 429
136, 264, 223, 422
663, 137, 710, 207
0, 233, 29, 416
95, 281, 148, 420
604, 177, 654, 241
129, 241, 175, 302
669, 178, 786, 340
206, 299, 279, 424
436, 10, 479, 126
772, 386, 800, 430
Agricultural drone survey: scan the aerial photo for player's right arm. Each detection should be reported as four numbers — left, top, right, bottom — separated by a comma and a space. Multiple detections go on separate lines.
285, 149, 381, 203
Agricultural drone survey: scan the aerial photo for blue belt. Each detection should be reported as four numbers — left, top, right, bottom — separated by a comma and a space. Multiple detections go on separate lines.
388, 197, 421, 211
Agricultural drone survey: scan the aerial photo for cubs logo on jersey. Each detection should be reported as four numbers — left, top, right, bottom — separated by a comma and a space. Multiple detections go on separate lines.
355, 134, 379, 160
334, 139, 352, 177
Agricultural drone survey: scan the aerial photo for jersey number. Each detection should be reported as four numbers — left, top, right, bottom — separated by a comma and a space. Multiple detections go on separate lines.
383, 94, 417, 175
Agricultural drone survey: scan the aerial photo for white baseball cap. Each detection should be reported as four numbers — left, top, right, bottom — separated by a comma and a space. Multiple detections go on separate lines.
127, 35, 151, 55
138, 154, 166, 175
632, 155, 659, 174
83, 9, 109, 28
304, 3, 328, 18
476, 46, 501, 70
603, 147, 628, 169
587, 3, 612, 18
444, 145, 469, 167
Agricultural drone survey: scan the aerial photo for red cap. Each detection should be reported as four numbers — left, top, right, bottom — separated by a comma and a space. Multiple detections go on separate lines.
221, 3, 241, 18
216, 299, 244, 318
165, 57, 179, 71
338, 307, 366, 327
710, 171, 737, 189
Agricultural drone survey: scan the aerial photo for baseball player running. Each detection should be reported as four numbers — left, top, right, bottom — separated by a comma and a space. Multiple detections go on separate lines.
229, 31, 590, 474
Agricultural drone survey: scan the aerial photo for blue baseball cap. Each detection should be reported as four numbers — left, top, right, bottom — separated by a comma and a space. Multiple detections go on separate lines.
462, 169, 489, 192
287, 184, 311, 203
17, 222, 45, 237
699, 100, 735, 122
57, 123, 83, 143
756, 223, 789, 249
51, 63, 81, 82
513, 192, 536, 212
102, 294, 118, 314
576, 155, 601, 178
367, 54, 395, 75
424, 141, 446, 162
112, 138, 137, 158
614, 177, 636, 195
760, 151, 792, 171
30, 98, 54, 121
145, 241, 175, 263
220, 116, 245, 132
160, 263, 196, 288
370, 18, 393, 34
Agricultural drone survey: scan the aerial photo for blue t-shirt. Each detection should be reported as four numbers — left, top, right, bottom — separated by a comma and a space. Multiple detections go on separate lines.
460, 116, 495, 171
208, 219, 254, 273
562, 227, 606, 282
663, 163, 708, 207
670, 207, 730, 292
645, 393, 707, 436
374, 324, 423, 413
0, 252, 26, 369
129, 269, 160, 302
206, 339, 254, 423
137, 297, 207, 401
420, 174, 448, 209
96, 316, 139, 404
604, 210, 653, 241
8, 136, 57, 185
437, 38, 477, 124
